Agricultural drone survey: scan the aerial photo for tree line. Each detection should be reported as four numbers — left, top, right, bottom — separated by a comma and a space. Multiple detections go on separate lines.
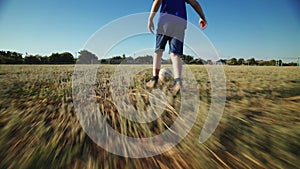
0, 51, 75, 64
0, 50, 298, 66
220, 58, 297, 66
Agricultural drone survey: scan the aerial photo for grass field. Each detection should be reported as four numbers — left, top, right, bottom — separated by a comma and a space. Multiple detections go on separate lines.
0, 64, 299, 169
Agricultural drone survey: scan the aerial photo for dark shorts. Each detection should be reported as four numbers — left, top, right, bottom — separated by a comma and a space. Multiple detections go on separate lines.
155, 24, 186, 55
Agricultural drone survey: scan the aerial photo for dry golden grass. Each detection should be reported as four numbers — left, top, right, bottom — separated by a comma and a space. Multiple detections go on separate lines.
0, 65, 299, 169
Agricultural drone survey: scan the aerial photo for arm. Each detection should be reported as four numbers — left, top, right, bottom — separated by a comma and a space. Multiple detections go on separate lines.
187, 0, 207, 30
148, 0, 162, 33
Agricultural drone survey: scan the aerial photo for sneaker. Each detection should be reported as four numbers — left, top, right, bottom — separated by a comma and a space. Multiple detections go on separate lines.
146, 77, 158, 89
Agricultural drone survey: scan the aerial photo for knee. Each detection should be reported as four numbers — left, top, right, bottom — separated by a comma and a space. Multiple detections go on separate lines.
170, 53, 182, 58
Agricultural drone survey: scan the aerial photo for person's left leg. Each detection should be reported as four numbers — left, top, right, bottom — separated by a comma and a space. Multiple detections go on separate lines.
170, 53, 182, 83
170, 52, 183, 95
169, 25, 185, 95
153, 51, 163, 77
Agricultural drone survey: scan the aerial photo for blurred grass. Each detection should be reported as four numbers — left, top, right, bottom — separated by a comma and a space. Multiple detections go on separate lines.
0, 65, 299, 169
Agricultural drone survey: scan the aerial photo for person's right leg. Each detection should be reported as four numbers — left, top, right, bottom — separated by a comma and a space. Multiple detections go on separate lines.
146, 51, 163, 89
147, 25, 168, 89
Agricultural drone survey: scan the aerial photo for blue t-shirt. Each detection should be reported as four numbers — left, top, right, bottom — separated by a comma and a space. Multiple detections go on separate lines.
158, 0, 189, 27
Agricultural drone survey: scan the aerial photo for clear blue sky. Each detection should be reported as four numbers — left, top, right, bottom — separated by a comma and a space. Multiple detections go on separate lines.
0, 0, 299, 60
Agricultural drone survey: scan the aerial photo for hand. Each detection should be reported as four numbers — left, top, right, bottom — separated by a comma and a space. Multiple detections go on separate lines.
199, 18, 207, 30
148, 19, 154, 34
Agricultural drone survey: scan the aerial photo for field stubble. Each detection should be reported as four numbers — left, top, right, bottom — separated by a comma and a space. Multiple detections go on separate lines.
0, 65, 299, 169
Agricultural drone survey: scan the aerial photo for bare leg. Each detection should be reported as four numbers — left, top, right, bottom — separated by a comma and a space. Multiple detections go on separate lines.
153, 51, 163, 76
170, 53, 182, 79
171, 53, 183, 95
146, 51, 163, 89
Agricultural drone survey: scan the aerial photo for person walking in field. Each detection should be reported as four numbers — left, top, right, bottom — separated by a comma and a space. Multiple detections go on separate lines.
146, 0, 207, 95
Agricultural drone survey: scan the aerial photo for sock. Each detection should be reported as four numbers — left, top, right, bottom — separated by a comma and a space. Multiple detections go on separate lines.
152, 76, 158, 82
154, 69, 160, 77
174, 78, 182, 85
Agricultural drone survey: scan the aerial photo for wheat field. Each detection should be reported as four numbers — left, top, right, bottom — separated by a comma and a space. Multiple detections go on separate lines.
0, 65, 299, 169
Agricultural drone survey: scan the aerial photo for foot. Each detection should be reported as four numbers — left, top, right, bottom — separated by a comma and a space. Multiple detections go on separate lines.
172, 82, 182, 96
146, 76, 158, 89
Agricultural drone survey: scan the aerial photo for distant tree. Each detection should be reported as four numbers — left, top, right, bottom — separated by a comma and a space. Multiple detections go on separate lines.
288, 62, 297, 66
40, 56, 49, 64
60, 52, 74, 63
48, 52, 74, 64
134, 55, 153, 64
0, 51, 23, 64
0, 51, 7, 64
237, 58, 245, 65
220, 59, 226, 65
24, 55, 41, 64
123, 56, 134, 64
278, 60, 283, 66
181, 54, 194, 63
49, 53, 60, 63
190, 58, 205, 65
269, 60, 276, 66
112, 56, 122, 60
110, 56, 122, 64
258, 60, 266, 66
77, 50, 98, 64
229, 58, 238, 65
0, 51, 5, 56
12, 52, 23, 64
100, 59, 108, 64
247, 58, 257, 65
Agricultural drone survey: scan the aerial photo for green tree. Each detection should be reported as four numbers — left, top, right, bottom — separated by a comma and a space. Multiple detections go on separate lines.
237, 58, 245, 65
40, 56, 49, 64
24, 55, 41, 64
278, 60, 283, 66
230, 58, 238, 65
181, 54, 194, 63
49, 52, 74, 64
190, 58, 205, 65
49, 53, 60, 63
60, 52, 75, 64
111, 56, 122, 64
0, 51, 23, 64
269, 60, 276, 66
11, 52, 23, 64
247, 58, 257, 65
77, 50, 98, 64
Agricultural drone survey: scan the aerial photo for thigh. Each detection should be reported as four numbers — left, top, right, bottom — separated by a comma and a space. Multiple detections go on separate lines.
155, 34, 169, 52
169, 37, 184, 55
168, 25, 185, 55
